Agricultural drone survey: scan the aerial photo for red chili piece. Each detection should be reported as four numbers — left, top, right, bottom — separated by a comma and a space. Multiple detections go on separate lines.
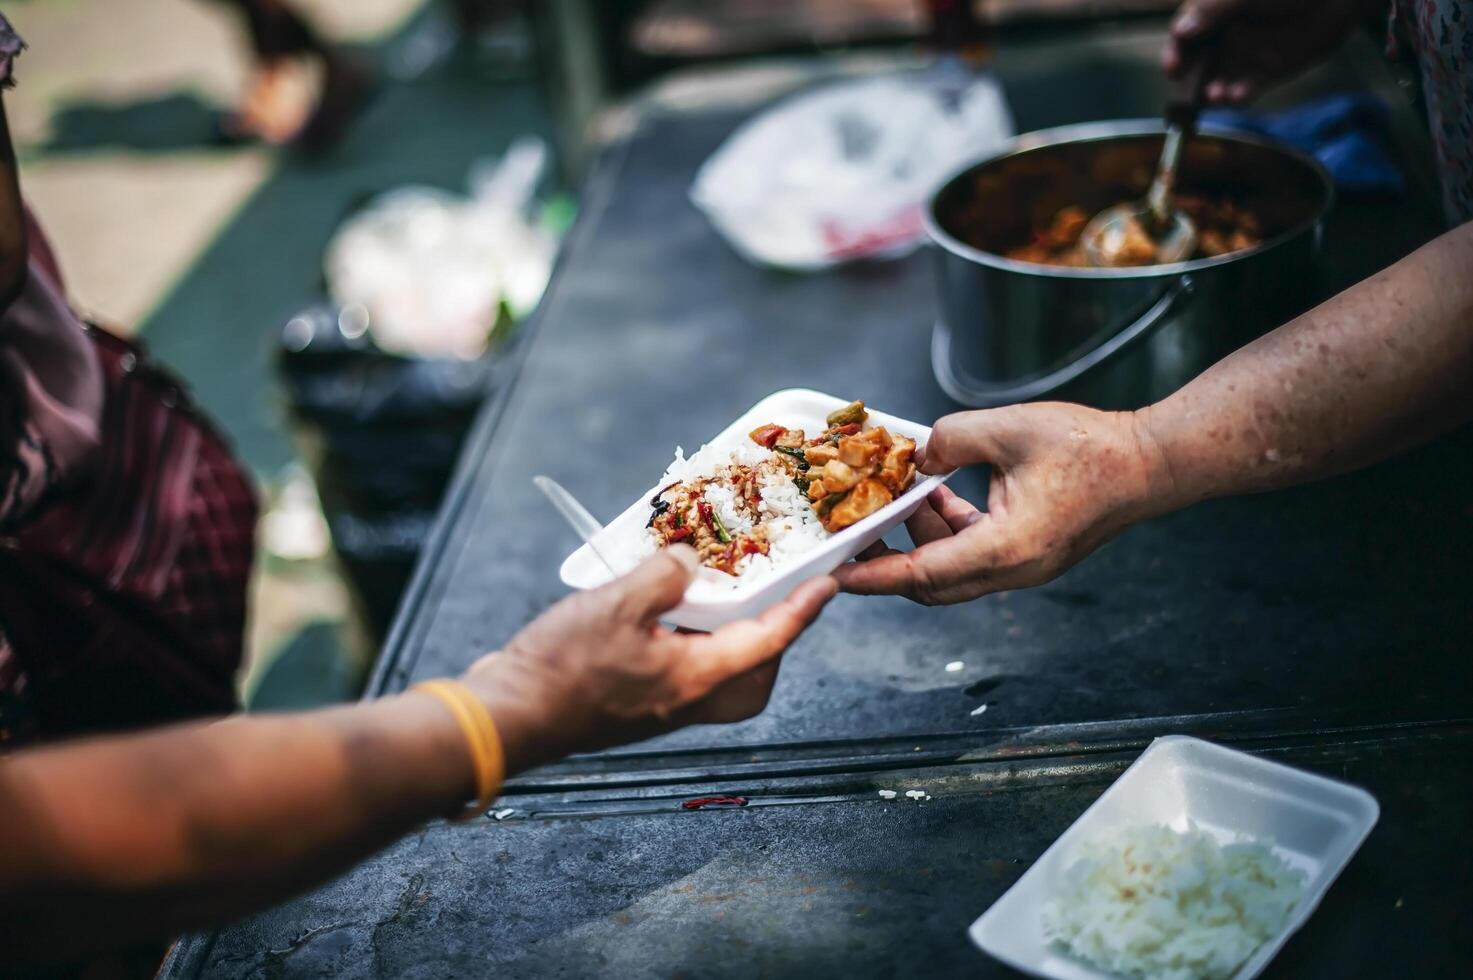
680, 795, 749, 811
751, 425, 786, 448
667, 526, 692, 543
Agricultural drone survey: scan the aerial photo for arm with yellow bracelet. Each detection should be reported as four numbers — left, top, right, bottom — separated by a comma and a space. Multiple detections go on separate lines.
0, 547, 835, 972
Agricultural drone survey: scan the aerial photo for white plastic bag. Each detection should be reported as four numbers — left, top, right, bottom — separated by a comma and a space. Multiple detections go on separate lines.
324, 138, 557, 360
691, 72, 1014, 271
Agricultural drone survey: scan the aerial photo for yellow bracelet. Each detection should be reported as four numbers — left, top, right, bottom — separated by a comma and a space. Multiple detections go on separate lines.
413, 679, 505, 822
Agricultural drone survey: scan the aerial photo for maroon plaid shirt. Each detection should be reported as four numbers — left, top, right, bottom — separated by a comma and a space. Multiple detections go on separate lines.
0, 326, 257, 745
0, 12, 256, 747
1390, 0, 1473, 224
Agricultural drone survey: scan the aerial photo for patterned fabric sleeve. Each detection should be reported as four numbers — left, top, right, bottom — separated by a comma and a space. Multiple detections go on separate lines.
0, 263, 104, 528
0, 11, 25, 89
1389, 0, 1473, 226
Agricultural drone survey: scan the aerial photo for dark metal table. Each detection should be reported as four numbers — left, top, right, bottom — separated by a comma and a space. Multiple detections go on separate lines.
164, 23, 1473, 979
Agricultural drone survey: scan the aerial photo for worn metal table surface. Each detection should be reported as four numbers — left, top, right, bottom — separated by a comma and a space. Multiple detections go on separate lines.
166, 23, 1473, 980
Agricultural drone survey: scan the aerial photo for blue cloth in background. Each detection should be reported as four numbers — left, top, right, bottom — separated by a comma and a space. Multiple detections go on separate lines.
1202, 94, 1405, 194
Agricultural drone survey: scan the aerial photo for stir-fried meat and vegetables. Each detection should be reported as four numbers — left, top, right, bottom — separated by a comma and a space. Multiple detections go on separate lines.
646, 401, 917, 576
646, 474, 772, 576
1006, 196, 1263, 267
758, 400, 917, 534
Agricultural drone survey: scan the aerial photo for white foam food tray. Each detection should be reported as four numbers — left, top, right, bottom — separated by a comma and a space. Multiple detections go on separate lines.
970, 735, 1380, 980
558, 388, 952, 632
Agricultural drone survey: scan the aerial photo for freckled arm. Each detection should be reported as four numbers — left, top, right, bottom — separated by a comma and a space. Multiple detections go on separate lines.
1132, 221, 1473, 515
838, 222, 1473, 604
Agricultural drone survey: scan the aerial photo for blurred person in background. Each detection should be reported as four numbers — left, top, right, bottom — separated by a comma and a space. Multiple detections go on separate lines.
0, 13, 257, 745
836, 0, 1473, 606
207, 0, 527, 149
209, 0, 373, 149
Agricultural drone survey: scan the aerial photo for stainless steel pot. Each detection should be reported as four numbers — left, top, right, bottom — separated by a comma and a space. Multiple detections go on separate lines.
925, 120, 1333, 409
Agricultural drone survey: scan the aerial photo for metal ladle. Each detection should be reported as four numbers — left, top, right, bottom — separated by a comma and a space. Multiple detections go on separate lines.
1084, 49, 1215, 267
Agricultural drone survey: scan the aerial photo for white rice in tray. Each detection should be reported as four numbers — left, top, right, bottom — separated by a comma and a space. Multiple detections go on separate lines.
617, 437, 831, 589
1042, 823, 1305, 980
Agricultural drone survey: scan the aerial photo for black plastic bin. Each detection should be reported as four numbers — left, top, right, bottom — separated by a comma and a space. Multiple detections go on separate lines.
275, 303, 497, 640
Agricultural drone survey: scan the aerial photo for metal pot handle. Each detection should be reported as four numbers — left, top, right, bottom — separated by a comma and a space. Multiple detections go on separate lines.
932, 275, 1196, 408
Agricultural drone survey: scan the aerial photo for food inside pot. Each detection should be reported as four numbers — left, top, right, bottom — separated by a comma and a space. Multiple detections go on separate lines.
1007, 195, 1263, 267
933, 133, 1327, 271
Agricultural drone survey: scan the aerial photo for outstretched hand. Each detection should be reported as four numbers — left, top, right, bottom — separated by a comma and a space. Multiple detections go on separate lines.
461, 546, 836, 772
834, 403, 1165, 606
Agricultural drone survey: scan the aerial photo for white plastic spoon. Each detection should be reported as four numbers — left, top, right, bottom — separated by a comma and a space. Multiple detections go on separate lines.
533, 475, 618, 579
